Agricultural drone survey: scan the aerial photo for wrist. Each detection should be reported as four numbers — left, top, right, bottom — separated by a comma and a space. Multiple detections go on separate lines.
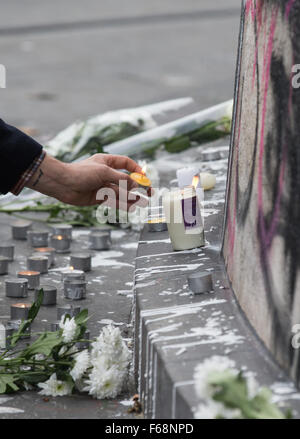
26, 153, 72, 199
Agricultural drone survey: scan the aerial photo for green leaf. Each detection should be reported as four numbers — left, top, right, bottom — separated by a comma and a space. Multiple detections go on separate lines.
22, 332, 62, 358
74, 309, 89, 326
0, 374, 19, 394
10, 289, 44, 348
210, 370, 289, 419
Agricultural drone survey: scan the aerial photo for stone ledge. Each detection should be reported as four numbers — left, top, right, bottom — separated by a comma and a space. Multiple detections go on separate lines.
133, 145, 300, 418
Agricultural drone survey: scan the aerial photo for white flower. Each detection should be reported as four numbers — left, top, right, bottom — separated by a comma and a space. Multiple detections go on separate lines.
90, 325, 131, 369
70, 350, 90, 381
194, 356, 238, 400
83, 325, 131, 399
83, 363, 124, 399
38, 373, 72, 397
195, 400, 242, 419
59, 316, 77, 343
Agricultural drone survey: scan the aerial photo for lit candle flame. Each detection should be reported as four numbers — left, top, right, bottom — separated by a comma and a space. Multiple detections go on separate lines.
70, 266, 74, 271
141, 164, 147, 175
192, 175, 200, 189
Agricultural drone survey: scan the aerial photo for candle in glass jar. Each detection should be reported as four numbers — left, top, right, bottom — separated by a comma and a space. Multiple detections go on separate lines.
5, 278, 28, 298
11, 220, 32, 240
0, 243, 15, 261
162, 185, 205, 251
50, 234, 71, 253
10, 303, 31, 320
18, 271, 40, 290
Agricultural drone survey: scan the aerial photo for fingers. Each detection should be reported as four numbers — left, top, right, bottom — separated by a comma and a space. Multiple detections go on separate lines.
104, 154, 143, 174
104, 166, 138, 191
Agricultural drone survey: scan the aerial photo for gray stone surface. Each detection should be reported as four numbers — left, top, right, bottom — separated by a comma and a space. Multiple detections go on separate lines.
0, 218, 139, 418
0, 1, 240, 135
133, 139, 300, 419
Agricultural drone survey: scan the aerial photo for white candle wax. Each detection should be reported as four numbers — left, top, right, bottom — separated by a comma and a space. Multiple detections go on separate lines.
0, 323, 5, 349
162, 187, 204, 251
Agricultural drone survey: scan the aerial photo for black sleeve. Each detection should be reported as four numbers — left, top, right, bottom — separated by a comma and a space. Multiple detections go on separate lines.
0, 119, 43, 194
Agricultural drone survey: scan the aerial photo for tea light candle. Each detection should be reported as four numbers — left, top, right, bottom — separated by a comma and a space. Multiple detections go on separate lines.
31, 252, 51, 269
51, 224, 73, 240
6, 320, 31, 338
70, 253, 91, 272
50, 234, 71, 253
34, 247, 55, 266
27, 231, 49, 247
35, 285, 57, 306
0, 323, 15, 349
18, 271, 40, 290
89, 232, 111, 250
147, 217, 168, 232
187, 271, 213, 294
130, 167, 152, 189
10, 303, 31, 320
61, 268, 85, 282
64, 280, 86, 300
49, 321, 60, 332
27, 255, 48, 274
11, 220, 32, 240
162, 185, 205, 251
0, 256, 9, 275
57, 304, 81, 320
5, 278, 28, 298
0, 243, 15, 261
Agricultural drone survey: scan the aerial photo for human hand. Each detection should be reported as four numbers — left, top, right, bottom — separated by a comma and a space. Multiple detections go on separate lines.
26, 153, 150, 210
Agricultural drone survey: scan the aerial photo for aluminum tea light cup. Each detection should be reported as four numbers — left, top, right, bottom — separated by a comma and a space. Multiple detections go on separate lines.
6, 319, 31, 338
49, 321, 60, 332
27, 255, 48, 274
0, 323, 14, 349
34, 247, 55, 266
187, 271, 214, 294
76, 329, 90, 349
18, 271, 40, 290
57, 304, 81, 320
61, 268, 85, 282
50, 234, 71, 253
5, 278, 28, 298
11, 220, 32, 240
10, 303, 31, 320
70, 253, 91, 272
0, 243, 15, 261
51, 224, 73, 240
89, 232, 111, 250
0, 256, 9, 275
27, 230, 49, 248
35, 285, 57, 306
31, 252, 52, 269
147, 217, 168, 232
64, 280, 87, 300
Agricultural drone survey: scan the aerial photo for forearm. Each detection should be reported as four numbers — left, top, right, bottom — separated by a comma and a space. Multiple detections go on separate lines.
26, 153, 72, 201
